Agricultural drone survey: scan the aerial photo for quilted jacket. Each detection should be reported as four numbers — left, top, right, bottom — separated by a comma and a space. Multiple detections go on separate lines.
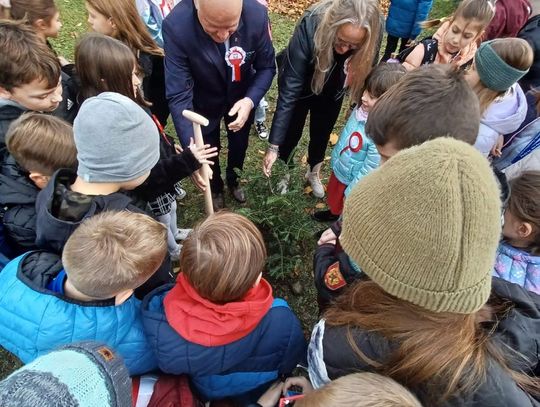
0, 251, 158, 375
330, 108, 380, 197
494, 242, 540, 294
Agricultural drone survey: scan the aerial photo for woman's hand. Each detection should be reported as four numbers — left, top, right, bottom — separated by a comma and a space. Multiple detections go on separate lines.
263, 147, 279, 177
187, 137, 218, 165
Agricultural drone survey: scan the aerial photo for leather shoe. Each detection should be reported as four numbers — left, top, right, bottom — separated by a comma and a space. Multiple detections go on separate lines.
229, 185, 247, 203
312, 209, 339, 222
212, 192, 225, 211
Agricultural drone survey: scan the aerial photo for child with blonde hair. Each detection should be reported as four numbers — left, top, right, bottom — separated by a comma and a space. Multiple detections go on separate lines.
143, 211, 306, 401
402, 0, 495, 70
0, 113, 76, 256
0, 211, 168, 375
494, 171, 540, 294
464, 38, 533, 156
250, 374, 422, 407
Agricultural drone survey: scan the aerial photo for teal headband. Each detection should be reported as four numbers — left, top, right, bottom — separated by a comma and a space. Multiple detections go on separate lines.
475, 40, 529, 92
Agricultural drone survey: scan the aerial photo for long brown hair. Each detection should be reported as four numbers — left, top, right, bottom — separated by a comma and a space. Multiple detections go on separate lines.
310, 0, 381, 98
75, 33, 148, 106
10, 0, 57, 25
422, 0, 494, 31
473, 38, 533, 113
86, 0, 163, 57
324, 281, 539, 404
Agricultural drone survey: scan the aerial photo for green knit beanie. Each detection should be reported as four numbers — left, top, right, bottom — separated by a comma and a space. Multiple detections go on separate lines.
475, 40, 529, 92
340, 138, 502, 314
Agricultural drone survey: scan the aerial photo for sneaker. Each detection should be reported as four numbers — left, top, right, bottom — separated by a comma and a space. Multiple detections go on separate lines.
276, 173, 290, 195
170, 244, 182, 261
174, 229, 192, 241
305, 163, 325, 198
177, 188, 187, 200
255, 121, 268, 140
312, 209, 339, 222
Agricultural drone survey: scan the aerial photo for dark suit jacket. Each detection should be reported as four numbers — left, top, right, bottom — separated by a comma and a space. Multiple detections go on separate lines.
163, 0, 276, 145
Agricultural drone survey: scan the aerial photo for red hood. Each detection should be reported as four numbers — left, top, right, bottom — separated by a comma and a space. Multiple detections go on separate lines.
164, 273, 274, 346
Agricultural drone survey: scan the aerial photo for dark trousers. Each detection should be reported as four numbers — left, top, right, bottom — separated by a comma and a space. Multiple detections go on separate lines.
279, 93, 344, 170
381, 35, 409, 61
204, 111, 255, 192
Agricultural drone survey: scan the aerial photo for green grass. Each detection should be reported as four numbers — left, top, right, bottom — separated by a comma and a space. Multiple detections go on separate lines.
0, 0, 457, 379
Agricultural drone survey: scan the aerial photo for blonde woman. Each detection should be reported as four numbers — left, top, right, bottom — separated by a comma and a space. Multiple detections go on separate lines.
263, 0, 382, 198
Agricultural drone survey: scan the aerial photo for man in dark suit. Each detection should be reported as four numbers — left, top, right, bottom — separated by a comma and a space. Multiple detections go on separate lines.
164, 0, 275, 208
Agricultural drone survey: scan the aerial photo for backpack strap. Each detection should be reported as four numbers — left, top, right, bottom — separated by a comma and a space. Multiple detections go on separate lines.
397, 37, 438, 65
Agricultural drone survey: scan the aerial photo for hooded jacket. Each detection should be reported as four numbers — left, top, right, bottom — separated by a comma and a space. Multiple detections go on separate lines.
0, 155, 39, 256
475, 84, 528, 156
142, 275, 307, 400
486, 0, 531, 41
494, 242, 540, 295
0, 251, 158, 375
34, 168, 173, 298
0, 99, 26, 161
308, 277, 540, 406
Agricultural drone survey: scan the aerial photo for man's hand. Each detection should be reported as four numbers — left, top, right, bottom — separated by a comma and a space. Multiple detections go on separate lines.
263, 147, 278, 177
228, 97, 254, 132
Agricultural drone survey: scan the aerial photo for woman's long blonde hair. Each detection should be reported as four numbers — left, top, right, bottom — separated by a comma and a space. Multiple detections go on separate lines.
86, 0, 163, 56
311, 0, 381, 97
324, 281, 540, 405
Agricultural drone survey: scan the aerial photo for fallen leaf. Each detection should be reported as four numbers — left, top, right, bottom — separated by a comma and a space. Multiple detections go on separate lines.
257, 149, 265, 156
303, 186, 313, 194
329, 132, 339, 145
324, 156, 331, 161
315, 203, 326, 209
301, 154, 308, 165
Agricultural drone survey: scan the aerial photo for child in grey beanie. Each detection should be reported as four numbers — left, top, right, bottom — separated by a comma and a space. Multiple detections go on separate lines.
34, 92, 216, 296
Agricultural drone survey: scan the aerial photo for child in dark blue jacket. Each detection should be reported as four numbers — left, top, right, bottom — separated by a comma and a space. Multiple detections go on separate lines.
142, 211, 307, 401
381, 0, 434, 61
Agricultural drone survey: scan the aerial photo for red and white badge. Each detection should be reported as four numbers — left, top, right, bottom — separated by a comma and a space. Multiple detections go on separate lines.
225, 46, 246, 82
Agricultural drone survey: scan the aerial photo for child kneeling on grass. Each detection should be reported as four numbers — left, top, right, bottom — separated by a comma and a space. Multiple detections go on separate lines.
0, 211, 168, 375
142, 211, 307, 401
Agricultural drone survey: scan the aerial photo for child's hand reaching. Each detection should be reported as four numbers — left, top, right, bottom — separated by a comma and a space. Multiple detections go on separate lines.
187, 137, 218, 166
490, 135, 504, 158
283, 376, 314, 396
